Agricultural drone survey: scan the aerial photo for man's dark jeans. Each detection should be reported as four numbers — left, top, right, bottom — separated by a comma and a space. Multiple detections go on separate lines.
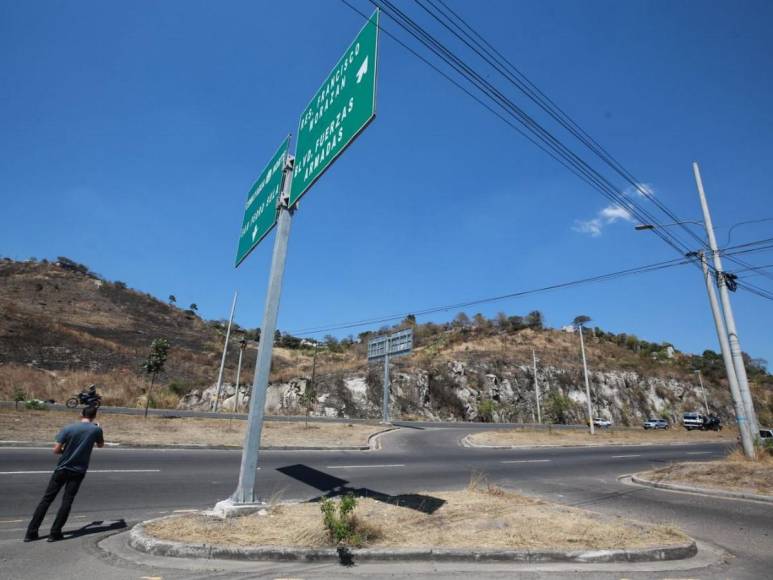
27, 469, 85, 537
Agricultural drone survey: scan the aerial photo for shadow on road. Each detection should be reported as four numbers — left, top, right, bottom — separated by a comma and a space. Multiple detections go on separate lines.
277, 464, 445, 514
61, 519, 127, 540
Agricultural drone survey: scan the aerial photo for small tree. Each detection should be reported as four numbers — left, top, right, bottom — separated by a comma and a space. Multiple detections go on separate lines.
478, 399, 495, 422
13, 386, 26, 410
189, 303, 198, 312
168, 294, 177, 305
142, 338, 170, 418
300, 385, 317, 428
573, 315, 591, 327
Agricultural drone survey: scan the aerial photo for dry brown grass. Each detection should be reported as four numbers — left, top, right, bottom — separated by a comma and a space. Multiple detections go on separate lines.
642, 451, 773, 495
0, 408, 384, 448
470, 427, 736, 447
145, 483, 688, 550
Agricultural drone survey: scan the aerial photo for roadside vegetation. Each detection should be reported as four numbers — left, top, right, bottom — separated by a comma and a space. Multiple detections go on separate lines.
640, 448, 773, 496
0, 408, 382, 448
468, 427, 736, 447
144, 475, 688, 550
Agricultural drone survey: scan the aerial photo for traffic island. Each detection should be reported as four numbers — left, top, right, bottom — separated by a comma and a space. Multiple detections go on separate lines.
631, 451, 773, 502
129, 482, 696, 564
464, 427, 734, 449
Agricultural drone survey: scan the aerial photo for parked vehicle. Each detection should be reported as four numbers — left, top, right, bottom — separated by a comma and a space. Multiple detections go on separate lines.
682, 412, 704, 430
758, 428, 773, 440
702, 414, 722, 431
643, 418, 669, 430
593, 418, 612, 428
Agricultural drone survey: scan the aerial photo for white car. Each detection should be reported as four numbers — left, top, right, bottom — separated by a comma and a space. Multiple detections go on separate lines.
593, 418, 612, 428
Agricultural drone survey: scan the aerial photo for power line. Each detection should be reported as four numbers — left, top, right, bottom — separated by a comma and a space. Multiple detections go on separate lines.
353, 0, 697, 257
291, 256, 690, 336
291, 241, 773, 337
417, 0, 709, 252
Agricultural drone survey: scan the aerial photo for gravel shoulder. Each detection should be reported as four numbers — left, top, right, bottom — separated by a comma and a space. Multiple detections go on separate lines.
0, 408, 385, 448
467, 427, 735, 448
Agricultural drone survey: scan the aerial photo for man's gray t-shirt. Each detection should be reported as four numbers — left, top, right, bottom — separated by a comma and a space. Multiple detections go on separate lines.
55, 422, 104, 473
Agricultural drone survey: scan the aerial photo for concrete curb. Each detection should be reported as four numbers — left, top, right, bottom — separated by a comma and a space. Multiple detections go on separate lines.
128, 516, 697, 564
460, 433, 731, 450
629, 472, 773, 503
0, 426, 396, 452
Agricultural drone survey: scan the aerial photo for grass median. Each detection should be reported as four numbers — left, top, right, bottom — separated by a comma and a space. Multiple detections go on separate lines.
638, 450, 773, 496
468, 426, 735, 447
144, 476, 689, 552
0, 408, 385, 448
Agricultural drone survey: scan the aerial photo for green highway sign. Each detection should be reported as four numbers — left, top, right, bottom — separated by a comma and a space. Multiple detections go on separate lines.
289, 9, 379, 207
235, 137, 289, 267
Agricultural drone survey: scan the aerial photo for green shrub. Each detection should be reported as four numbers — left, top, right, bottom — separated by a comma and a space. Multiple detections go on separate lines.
167, 380, 191, 397
320, 494, 361, 546
24, 400, 47, 411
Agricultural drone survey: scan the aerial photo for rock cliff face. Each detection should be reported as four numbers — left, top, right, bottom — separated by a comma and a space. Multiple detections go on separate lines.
179, 359, 727, 426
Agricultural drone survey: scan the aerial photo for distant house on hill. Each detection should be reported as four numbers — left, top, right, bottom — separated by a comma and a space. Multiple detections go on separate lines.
561, 325, 576, 333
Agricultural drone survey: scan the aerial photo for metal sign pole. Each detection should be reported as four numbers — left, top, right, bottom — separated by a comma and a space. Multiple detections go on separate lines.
382, 337, 391, 423
231, 157, 295, 505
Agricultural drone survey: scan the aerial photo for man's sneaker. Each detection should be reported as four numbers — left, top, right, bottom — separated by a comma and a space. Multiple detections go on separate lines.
46, 533, 63, 542
23, 532, 39, 542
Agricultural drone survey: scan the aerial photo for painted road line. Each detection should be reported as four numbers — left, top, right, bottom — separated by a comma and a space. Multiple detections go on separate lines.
500, 459, 552, 464
326, 464, 405, 469
0, 519, 24, 524
0, 469, 161, 475
173, 509, 198, 513
687, 451, 713, 455
611, 454, 641, 458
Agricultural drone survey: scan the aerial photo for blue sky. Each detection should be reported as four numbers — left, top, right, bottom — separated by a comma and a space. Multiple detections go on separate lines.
2, 0, 772, 365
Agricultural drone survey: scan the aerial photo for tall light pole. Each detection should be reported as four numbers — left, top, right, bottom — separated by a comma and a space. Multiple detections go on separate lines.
694, 370, 710, 416
576, 323, 594, 435
693, 162, 759, 436
214, 290, 238, 412
532, 348, 542, 424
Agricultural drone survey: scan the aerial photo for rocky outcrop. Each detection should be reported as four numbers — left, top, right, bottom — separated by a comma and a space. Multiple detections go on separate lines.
177, 359, 720, 425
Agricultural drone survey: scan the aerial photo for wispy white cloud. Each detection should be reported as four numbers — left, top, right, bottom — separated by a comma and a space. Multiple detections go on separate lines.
572, 183, 655, 237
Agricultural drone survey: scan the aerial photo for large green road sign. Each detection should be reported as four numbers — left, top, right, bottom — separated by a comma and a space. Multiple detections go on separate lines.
290, 9, 379, 207
235, 137, 289, 267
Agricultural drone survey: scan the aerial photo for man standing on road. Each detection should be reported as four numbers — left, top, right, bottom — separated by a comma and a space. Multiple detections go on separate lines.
24, 406, 104, 542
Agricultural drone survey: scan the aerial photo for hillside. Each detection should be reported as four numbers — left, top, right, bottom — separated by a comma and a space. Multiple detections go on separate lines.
1, 257, 771, 426
0, 258, 249, 406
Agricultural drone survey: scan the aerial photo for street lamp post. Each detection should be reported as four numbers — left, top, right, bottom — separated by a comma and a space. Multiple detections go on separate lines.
576, 323, 594, 435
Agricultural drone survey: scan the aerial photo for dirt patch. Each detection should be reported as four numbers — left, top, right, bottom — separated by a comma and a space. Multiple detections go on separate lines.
639, 451, 773, 495
144, 483, 688, 550
469, 427, 735, 447
0, 408, 384, 448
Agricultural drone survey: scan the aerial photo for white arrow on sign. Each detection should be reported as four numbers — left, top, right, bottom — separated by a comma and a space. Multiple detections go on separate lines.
356, 56, 369, 84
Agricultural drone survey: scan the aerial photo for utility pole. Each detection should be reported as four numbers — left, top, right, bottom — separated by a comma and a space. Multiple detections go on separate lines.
694, 370, 710, 416
213, 291, 238, 412
382, 336, 391, 424
532, 348, 542, 424
231, 156, 295, 505
697, 251, 755, 457
229, 338, 248, 430
694, 162, 759, 436
577, 324, 594, 435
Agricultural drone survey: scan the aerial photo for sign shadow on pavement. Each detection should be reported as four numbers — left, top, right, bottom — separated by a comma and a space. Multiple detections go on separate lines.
276, 464, 445, 515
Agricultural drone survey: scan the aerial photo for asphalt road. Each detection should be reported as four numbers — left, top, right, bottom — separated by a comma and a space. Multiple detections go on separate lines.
1, 427, 770, 579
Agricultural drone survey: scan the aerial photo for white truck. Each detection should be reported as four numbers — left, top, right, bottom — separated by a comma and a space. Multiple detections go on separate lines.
682, 411, 705, 430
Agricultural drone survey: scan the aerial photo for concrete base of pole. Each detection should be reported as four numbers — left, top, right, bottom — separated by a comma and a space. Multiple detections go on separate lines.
209, 498, 267, 519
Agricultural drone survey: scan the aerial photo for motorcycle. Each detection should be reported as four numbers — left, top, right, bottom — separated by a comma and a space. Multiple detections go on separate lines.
65, 392, 102, 408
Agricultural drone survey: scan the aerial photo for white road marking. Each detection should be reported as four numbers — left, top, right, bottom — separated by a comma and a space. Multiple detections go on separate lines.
0, 469, 161, 475
500, 459, 552, 464
0, 519, 24, 524
326, 464, 405, 469
687, 451, 713, 455
173, 509, 198, 513
611, 454, 641, 458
